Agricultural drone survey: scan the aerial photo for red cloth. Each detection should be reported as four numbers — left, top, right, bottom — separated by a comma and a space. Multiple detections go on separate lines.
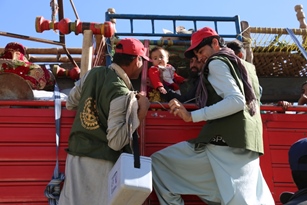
148, 65, 185, 91
148, 66, 163, 89
0, 42, 55, 90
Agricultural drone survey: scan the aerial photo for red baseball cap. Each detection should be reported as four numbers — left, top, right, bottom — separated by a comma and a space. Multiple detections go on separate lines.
115, 38, 149, 61
5, 42, 26, 55
184, 27, 219, 59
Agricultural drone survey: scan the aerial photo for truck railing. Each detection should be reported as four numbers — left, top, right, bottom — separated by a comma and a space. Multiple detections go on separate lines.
105, 12, 241, 39
103, 9, 243, 106
1, 99, 307, 114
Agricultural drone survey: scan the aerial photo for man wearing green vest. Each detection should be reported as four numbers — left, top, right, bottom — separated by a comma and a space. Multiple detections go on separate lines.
59, 38, 150, 205
151, 27, 274, 205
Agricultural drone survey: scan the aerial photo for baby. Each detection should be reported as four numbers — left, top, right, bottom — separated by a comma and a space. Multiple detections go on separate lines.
148, 46, 185, 94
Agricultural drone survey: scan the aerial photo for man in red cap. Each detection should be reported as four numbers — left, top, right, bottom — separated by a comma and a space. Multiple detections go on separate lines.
59, 38, 150, 205
151, 27, 274, 204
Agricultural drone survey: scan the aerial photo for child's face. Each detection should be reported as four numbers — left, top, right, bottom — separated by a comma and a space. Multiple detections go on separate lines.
150, 49, 168, 67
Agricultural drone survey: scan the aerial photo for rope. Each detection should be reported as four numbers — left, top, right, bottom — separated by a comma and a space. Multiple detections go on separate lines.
44, 67, 65, 205
69, 0, 80, 20
152, 101, 168, 110
50, 0, 59, 23
238, 26, 253, 44
44, 173, 65, 205
151, 96, 198, 111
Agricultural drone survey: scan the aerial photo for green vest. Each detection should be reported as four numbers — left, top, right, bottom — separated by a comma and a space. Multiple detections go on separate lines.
190, 56, 264, 154
67, 66, 132, 162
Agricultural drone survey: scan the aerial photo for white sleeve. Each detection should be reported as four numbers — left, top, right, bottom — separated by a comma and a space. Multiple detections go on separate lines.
192, 59, 245, 122
107, 95, 139, 151
65, 70, 90, 110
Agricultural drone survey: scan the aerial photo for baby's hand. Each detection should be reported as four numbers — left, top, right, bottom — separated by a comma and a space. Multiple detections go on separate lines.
158, 87, 167, 94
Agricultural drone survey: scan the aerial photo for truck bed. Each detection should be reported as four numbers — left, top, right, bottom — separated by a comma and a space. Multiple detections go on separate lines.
1, 102, 305, 205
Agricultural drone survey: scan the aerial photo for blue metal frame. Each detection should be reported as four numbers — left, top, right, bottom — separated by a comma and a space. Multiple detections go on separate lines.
105, 11, 242, 65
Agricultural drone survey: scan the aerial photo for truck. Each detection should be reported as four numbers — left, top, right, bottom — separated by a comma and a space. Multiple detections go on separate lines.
1, 3, 307, 205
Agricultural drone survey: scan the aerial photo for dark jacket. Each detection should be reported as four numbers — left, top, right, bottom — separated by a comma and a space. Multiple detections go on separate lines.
189, 56, 264, 154
67, 66, 131, 163
280, 189, 307, 205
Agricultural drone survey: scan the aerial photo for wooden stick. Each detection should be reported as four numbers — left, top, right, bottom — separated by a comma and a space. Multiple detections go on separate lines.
62, 45, 79, 68
93, 35, 106, 67
80, 30, 93, 78
295, 4, 307, 44
0, 30, 80, 66
295, 5, 307, 28
0, 31, 63, 46
248, 27, 307, 35
0, 47, 82, 55
0, 47, 82, 63
27, 56, 81, 63
241, 21, 253, 64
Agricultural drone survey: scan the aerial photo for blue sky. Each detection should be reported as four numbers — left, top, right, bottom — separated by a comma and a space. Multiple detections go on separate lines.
0, 0, 306, 48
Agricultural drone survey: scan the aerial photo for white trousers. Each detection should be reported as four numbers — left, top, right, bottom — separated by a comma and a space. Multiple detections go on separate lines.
151, 141, 275, 205
58, 154, 114, 205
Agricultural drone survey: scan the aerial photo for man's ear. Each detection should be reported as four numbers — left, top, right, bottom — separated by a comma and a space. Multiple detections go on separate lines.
238, 52, 243, 59
212, 38, 218, 45
133, 55, 142, 66
132, 56, 140, 64
212, 38, 219, 49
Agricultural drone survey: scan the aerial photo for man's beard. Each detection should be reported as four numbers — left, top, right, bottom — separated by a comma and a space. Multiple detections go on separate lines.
189, 69, 199, 79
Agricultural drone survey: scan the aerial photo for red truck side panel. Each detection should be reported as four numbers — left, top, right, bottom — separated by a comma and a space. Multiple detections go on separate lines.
0, 106, 305, 204
0, 108, 74, 204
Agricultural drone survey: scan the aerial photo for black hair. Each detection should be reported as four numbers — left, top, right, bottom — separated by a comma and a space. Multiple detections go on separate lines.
112, 43, 137, 66
193, 36, 225, 53
226, 41, 244, 55
149, 46, 169, 59
292, 171, 307, 189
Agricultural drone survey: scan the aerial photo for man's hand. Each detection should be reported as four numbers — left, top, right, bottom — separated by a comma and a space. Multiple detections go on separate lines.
277, 101, 292, 110
168, 98, 192, 122
136, 93, 150, 121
